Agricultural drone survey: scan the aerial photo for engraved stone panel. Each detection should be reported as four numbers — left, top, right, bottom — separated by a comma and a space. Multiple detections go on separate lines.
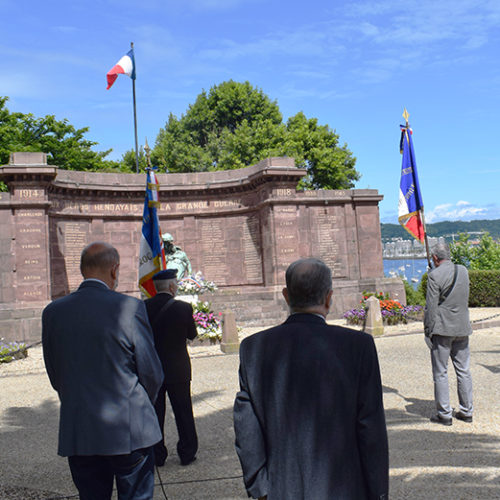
311, 208, 348, 279
196, 214, 263, 286
14, 209, 50, 302
51, 220, 89, 295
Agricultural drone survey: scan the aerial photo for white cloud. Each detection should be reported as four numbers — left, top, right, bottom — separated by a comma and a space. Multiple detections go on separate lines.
425, 201, 488, 222
382, 201, 500, 224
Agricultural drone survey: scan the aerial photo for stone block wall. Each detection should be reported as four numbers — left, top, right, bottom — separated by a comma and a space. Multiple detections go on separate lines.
0, 153, 404, 342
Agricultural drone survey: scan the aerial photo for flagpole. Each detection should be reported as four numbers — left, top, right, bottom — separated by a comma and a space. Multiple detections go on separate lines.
131, 42, 139, 174
420, 209, 432, 268
403, 110, 431, 268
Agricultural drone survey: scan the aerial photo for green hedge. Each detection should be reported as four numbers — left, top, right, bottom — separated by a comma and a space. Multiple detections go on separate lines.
417, 269, 500, 307
468, 270, 500, 307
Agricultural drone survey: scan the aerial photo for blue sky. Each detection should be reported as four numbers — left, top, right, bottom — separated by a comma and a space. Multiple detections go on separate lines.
2, 0, 499, 223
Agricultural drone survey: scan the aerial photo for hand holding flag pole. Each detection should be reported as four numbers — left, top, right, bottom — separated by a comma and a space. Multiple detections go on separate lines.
398, 108, 432, 267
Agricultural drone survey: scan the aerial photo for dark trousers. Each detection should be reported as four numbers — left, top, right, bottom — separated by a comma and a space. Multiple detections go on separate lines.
68, 447, 155, 500
154, 380, 198, 464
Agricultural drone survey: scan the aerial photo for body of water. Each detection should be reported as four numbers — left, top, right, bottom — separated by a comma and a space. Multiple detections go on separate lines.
383, 258, 429, 289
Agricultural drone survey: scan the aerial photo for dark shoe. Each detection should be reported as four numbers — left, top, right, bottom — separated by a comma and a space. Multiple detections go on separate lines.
430, 414, 452, 426
180, 456, 197, 466
154, 446, 168, 467
454, 411, 473, 423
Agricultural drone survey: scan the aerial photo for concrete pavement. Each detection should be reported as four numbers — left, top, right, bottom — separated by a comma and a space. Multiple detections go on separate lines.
0, 317, 499, 499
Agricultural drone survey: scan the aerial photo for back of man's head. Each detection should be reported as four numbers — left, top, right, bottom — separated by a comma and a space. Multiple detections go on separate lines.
80, 242, 120, 279
154, 278, 177, 295
285, 258, 332, 311
431, 241, 450, 262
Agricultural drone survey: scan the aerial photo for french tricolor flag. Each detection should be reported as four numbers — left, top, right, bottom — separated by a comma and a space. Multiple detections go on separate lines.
398, 126, 425, 242
106, 49, 136, 90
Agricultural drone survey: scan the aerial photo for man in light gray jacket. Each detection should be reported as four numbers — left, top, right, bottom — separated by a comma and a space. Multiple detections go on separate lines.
424, 241, 473, 426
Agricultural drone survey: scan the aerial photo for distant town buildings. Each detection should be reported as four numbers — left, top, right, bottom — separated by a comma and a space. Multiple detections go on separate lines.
382, 236, 445, 259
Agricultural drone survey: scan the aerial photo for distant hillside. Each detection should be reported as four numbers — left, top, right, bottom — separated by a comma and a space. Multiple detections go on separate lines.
381, 219, 500, 241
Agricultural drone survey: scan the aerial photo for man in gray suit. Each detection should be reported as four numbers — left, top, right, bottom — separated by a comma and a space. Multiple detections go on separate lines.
42, 242, 163, 500
425, 241, 473, 426
234, 258, 388, 500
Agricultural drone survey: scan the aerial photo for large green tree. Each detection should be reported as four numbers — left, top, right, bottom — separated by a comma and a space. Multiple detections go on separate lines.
0, 96, 119, 173
151, 81, 359, 189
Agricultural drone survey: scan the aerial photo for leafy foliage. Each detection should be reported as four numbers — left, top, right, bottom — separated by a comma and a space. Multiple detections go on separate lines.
450, 232, 500, 270
403, 279, 426, 306
119, 147, 149, 173
151, 81, 359, 189
468, 270, 500, 307
0, 96, 120, 176
0, 340, 27, 363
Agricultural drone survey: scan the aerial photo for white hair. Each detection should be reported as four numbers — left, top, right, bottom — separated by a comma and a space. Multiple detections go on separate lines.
154, 278, 177, 293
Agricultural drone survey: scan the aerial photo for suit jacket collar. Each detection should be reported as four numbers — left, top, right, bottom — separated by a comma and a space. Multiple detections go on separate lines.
285, 313, 326, 325
78, 279, 110, 291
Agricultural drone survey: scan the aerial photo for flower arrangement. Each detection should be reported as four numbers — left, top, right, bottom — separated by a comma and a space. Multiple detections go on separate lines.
192, 301, 222, 344
178, 272, 222, 343
344, 291, 423, 326
178, 271, 218, 295
0, 340, 27, 364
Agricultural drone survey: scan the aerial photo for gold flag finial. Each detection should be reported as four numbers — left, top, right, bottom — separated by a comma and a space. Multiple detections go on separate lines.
402, 108, 410, 127
144, 138, 152, 168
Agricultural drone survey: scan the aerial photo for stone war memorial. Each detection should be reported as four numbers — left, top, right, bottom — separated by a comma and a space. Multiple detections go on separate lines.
0, 152, 404, 343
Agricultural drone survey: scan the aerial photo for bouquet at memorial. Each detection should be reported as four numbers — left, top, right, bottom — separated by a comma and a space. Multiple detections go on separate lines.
177, 272, 222, 343
178, 271, 218, 295
343, 292, 423, 326
192, 301, 222, 344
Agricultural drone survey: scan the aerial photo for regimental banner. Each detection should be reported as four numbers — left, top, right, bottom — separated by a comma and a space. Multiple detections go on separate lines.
138, 169, 166, 298
398, 123, 425, 242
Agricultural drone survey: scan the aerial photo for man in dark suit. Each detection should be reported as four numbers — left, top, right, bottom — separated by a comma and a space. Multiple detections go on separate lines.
42, 242, 163, 500
234, 258, 389, 500
145, 269, 198, 467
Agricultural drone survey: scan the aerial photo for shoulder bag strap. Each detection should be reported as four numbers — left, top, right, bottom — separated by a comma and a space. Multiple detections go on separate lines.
152, 296, 176, 328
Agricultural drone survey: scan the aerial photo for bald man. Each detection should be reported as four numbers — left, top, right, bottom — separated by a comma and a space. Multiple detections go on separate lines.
42, 242, 163, 500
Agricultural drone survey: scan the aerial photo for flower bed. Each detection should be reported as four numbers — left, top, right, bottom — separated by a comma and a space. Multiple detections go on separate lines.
344, 292, 423, 326
0, 340, 28, 364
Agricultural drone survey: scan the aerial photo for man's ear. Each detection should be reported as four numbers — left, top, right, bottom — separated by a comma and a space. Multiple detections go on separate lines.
325, 290, 333, 310
282, 287, 290, 306
110, 263, 119, 281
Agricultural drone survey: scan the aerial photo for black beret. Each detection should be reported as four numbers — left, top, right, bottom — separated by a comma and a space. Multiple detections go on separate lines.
152, 269, 178, 280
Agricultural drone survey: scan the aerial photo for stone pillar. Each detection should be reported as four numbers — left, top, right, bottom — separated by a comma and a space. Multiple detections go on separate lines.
0, 153, 57, 303
220, 309, 239, 354
364, 296, 384, 336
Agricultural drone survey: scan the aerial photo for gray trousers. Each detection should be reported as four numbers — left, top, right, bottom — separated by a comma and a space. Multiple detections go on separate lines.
430, 335, 473, 418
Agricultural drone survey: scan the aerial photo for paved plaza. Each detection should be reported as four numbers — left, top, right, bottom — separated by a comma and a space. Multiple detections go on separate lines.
1, 311, 499, 499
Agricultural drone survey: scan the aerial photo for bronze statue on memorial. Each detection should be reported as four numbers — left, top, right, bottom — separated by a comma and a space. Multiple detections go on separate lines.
162, 233, 192, 280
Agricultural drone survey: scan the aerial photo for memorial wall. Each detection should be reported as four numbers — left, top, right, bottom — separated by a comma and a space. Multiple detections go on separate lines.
0, 152, 404, 342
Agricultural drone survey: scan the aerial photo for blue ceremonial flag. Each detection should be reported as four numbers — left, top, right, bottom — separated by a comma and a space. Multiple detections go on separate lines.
138, 168, 166, 298
398, 123, 425, 242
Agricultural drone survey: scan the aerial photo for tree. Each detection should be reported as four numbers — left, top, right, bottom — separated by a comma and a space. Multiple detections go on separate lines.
119, 147, 149, 172
450, 233, 500, 270
151, 81, 359, 189
0, 96, 119, 173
